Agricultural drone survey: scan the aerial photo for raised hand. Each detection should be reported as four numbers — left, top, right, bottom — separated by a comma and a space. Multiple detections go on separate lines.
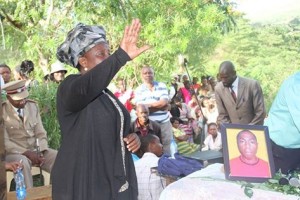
120, 19, 150, 59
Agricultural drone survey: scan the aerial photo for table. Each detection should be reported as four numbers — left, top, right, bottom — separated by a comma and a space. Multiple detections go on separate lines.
183, 150, 223, 165
7, 185, 51, 200
159, 163, 299, 200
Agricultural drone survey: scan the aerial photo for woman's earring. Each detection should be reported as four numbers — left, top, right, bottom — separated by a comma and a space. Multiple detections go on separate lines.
84, 67, 88, 71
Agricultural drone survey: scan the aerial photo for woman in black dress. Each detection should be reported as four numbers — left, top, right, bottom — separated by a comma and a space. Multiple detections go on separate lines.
52, 19, 150, 200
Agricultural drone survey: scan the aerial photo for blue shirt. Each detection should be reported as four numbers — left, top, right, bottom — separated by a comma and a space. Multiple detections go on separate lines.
135, 81, 169, 123
264, 72, 300, 148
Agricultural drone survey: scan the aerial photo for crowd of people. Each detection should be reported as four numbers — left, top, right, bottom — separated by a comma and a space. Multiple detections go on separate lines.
0, 28, 221, 199
0, 18, 299, 200
109, 66, 222, 157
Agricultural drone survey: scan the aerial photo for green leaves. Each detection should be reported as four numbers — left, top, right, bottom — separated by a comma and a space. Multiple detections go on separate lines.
244, 187, 254, 198
1, 0, 236, 85
29, 83, 61, 150
256, 172, 300, 196
241, 182, 254, 198
238, 172, 300, 198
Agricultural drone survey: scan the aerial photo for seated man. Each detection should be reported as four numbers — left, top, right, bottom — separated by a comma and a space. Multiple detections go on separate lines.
2, 80, 57, 189
130, 104, 162, 157
134, 134, 166, 200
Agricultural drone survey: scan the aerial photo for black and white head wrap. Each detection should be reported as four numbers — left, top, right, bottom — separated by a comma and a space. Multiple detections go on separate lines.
56, 23, 107, 68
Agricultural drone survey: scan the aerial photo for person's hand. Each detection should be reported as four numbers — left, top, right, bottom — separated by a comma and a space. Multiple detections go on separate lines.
123, 133, 141, 153
23, 150, 45, 167
5, 162, 23, 173
178, 135, 189, 141
129, 79, 135, 89
120, 19, 150, 59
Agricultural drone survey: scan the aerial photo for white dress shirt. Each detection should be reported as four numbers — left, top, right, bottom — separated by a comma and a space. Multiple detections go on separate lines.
230, 77, 239, 97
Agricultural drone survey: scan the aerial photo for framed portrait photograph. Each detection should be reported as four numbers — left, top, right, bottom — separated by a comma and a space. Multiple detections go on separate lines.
221, 123, 275, 182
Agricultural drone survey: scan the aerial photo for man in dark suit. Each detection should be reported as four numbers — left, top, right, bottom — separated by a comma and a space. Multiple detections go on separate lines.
215, 61, 266, 125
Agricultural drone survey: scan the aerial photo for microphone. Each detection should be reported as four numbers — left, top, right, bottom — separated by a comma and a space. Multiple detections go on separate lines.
289, 177, 300, 187
279, 173, 300, 187
184, 58, 188, 64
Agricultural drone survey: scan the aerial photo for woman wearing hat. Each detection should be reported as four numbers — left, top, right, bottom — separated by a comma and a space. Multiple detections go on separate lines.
51, 19, 150, 200
49, 61, 67, 83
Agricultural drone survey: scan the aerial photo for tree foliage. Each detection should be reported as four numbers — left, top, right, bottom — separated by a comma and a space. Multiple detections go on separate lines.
0, 0, 236, 83
29, 82, 61, 149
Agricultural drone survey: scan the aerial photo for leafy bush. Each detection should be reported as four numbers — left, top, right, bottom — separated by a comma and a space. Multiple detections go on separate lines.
262, 172, 300, 196
29, 82, 61, 150
240, 171, 300, 197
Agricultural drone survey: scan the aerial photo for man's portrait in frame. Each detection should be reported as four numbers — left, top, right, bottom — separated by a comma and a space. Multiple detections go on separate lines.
221, 123, 275, 182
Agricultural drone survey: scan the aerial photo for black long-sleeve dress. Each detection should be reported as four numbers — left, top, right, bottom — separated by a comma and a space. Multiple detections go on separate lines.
51, 48, 138, 200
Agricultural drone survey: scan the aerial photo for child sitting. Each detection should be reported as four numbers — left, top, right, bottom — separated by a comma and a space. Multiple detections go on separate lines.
202, 122, 222, 151
170, 117, 200, 155
134, 134, 166, 200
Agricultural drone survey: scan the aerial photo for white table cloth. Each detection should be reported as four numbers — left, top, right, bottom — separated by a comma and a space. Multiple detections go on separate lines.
159, 163, 299, 200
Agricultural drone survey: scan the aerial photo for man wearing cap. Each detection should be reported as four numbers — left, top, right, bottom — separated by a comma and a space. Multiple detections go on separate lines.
49, 61, 67, 83
2, 80, 57, 189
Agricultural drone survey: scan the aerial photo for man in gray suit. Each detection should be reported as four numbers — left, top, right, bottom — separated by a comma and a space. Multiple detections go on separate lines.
215, 61, 266, 125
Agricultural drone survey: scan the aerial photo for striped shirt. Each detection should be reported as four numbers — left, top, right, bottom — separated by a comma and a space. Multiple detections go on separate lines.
135, 81, 169, 123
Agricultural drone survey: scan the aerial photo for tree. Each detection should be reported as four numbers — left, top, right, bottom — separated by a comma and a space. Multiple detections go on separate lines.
1, 0, 236, 83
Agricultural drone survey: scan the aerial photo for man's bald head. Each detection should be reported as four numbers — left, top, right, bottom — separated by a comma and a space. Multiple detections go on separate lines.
219, 61, 235, 72
218, 61, 237, 87
136, 104, 149, 113
136, 104, 149, 125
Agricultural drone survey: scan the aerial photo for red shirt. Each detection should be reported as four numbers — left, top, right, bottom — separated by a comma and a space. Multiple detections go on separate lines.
114, 89, 134, 112
229, 156, 271, 178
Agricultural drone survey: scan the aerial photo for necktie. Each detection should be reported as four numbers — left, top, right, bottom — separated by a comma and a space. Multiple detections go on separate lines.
17, 108, 23, 121
230, 86, 237, 102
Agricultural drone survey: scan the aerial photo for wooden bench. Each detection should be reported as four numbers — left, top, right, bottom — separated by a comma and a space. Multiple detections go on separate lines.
7, 185, 52, 200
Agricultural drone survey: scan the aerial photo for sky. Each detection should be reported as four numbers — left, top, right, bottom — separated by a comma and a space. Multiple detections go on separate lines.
232, 0, 300, 23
